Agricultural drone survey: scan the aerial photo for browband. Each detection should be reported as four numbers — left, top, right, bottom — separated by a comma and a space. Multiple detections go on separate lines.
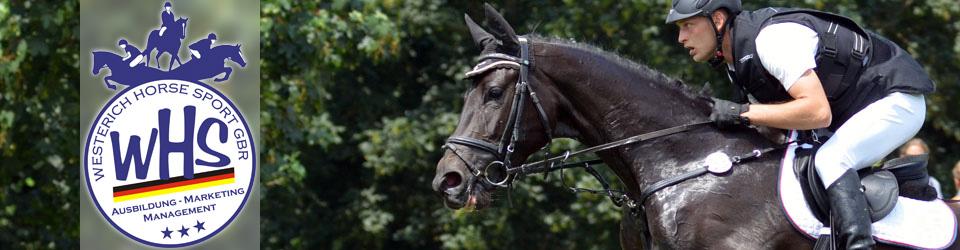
463, 53, 523, 79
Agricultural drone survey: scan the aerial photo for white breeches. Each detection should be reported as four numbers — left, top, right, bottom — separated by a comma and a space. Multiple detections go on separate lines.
128, 55, 144, 68
814, 92, 926, 187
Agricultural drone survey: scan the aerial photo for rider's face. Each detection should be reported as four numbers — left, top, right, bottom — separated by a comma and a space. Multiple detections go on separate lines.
676, 16, 717, 62
165, 6, 171, 12
120, 44, 126, 49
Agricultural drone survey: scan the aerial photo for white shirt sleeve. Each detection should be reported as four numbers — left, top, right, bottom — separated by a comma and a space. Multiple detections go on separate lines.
755, 23, 819, 91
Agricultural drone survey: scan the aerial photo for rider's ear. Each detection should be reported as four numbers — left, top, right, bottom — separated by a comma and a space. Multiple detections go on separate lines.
711, 10, 728, 30
483, 3, 519, 53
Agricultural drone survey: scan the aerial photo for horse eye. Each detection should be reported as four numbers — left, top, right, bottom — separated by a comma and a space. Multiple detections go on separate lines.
487, 87, 504, 100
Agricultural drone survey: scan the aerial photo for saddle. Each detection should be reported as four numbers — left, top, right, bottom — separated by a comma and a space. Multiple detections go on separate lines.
792, 130, 937, 224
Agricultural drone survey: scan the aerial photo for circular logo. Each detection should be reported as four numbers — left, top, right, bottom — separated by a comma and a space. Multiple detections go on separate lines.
84, 80, 255, 247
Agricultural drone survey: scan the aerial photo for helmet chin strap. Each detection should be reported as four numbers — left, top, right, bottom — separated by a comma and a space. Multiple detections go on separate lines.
706, 14, 729, 70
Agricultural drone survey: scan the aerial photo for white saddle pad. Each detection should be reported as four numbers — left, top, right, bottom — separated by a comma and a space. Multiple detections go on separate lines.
779, 131, 957, 249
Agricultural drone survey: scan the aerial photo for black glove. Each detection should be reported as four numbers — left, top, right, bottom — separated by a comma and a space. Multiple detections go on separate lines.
710, 97, 750, 129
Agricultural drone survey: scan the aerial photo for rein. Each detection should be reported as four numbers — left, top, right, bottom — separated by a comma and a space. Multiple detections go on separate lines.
513, 121, 713, 175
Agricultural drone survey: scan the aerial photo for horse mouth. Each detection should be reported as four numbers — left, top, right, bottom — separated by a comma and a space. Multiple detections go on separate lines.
443, 194, 467, 209
443, 181, 491, 211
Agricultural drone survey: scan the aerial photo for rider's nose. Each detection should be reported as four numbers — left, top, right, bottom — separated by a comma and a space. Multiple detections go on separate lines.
432, 170, 465, 195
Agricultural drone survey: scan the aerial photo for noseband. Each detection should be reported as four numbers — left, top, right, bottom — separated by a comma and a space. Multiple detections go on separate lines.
442, 37, 554, 187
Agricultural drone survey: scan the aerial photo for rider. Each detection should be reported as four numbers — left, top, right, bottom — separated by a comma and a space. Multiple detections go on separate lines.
118, 39, 145, 68
159, 2, 175, 37
665, 0, 934, 249
188, 33, 217, 61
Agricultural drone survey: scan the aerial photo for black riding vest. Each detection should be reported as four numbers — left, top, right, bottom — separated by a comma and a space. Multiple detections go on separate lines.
729, 7, 935, 131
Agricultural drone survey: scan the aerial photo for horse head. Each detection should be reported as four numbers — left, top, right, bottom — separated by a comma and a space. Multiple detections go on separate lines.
211, 44, 246, 67
178, 17, 189, 39
432, 4, 564, 210
91, 51, 121, 75
229, 44, 246, 67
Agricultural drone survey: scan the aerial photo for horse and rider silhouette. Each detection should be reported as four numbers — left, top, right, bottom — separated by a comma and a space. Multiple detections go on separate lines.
91, 1, 246, 90
93, 44, 246, 90
144, 1, 187, 71
144, 16, 188, 71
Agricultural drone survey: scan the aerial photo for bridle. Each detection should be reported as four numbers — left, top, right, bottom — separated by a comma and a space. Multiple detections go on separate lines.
442, 37, 555, 188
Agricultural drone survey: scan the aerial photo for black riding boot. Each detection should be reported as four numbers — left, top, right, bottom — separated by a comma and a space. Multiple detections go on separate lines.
827, 169, 875, 250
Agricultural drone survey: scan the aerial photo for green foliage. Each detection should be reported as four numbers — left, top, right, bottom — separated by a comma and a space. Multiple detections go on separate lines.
0, 0, 79, 248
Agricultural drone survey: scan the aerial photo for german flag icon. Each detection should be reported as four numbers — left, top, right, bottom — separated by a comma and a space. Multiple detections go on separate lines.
112, 168, 235, 202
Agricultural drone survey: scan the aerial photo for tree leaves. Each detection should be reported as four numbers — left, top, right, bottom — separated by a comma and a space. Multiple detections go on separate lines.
0, 0, 79, 248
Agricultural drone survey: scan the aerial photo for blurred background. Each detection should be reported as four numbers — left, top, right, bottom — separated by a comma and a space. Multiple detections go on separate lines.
0, 0, 79, 248
1, 0, 960, 249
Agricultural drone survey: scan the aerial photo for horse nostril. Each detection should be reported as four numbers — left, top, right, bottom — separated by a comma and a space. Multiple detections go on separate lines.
442, 172, 463, 190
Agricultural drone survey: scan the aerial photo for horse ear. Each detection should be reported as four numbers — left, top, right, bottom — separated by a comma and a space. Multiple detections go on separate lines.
465, 13, 495, 49
483, 3, 519, 52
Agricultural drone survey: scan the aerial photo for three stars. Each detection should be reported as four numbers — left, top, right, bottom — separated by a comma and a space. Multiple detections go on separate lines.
160, 221, 206, 239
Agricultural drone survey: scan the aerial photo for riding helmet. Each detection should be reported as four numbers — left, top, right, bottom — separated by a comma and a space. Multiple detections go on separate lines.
208, 33, 217, 40
118, 39, 128, 46
164, 2, 172, 8
665, 0, 741, 24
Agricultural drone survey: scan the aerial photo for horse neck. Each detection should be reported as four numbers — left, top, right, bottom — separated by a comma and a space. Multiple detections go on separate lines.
96, 51, 120, 63
534, 41, 724, 193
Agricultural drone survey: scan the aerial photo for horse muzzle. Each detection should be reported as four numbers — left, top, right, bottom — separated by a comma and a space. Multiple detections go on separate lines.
433, 168, 468, 208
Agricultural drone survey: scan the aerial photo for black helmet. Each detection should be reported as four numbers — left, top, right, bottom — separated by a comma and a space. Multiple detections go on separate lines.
665, 0, 741, 24
118, 39, 128, 46
164, 2, 172, 8
208, 33, 217, 40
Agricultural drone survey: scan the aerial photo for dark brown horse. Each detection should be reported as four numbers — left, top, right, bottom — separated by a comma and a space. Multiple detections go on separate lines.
431, 4, 960, 249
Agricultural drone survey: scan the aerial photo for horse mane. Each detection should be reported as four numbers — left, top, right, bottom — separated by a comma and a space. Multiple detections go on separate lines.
93, 50, 121, 60
93, 50, 115, 56
529, 36, 711, 104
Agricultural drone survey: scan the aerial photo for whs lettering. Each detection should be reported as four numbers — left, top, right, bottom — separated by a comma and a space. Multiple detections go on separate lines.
112, 106, 242, 181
